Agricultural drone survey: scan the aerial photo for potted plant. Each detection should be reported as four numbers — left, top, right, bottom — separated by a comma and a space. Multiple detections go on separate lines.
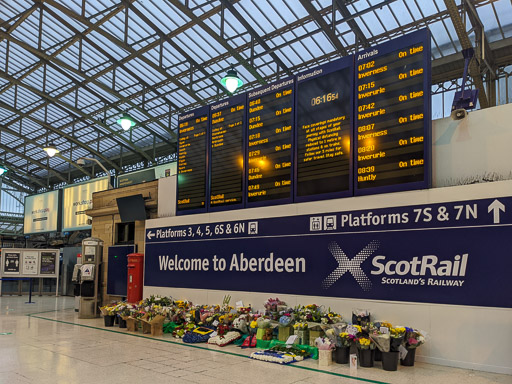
331, 327, 355, 364
99, 304, 116, 327
401, 328, 425, 366
355, 337, 376, 367
381, 326, 405, 371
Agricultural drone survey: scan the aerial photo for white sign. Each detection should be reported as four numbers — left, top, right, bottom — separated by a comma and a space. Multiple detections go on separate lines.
22, 251, 39, 275
62, 177, 109, 231
24, 190, 59, 234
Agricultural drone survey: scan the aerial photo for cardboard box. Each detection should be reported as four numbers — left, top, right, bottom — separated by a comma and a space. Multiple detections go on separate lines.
141, 314, 165, 337
125, 317, 138, 332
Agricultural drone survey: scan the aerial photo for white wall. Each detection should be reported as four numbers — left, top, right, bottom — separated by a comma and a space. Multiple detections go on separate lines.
433, 103, 512, 187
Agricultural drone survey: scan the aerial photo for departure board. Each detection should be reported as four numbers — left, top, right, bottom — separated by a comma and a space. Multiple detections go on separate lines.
295, 57, 353, 202
354, 29, 431, 195
246, 77, 295, 207
177, 106, 209, 214
209, 95, 246, 211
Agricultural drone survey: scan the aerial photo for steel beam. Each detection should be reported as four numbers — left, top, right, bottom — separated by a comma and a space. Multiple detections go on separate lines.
220, 0, 292, 77
299, 0, 348, 55
443, 0, 489, 108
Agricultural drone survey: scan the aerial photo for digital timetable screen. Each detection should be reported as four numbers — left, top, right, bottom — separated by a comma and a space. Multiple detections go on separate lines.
209, 95, 246, 211
177, 106, 209, 214
295, 57, 353, 202
246, 77, 295, 207
354, 29, 431, 195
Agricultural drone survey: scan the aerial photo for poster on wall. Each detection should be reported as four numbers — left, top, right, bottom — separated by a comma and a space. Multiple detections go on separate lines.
24, 190, 60, 234
40, 251, 57, 275
4, 251, 21, 274
154, 162, 176, 179
22, 251, 39, 275
145, 196, 512, 308
62, 177, 109, 231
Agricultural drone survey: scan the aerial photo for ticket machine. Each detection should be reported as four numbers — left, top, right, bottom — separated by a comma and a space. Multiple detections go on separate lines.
77, 237, 103, 318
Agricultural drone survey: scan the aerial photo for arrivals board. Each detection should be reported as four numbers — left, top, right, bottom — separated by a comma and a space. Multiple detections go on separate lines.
246, 77, 295, 207
209, 95, 246, 211
177, 106, 209, 214
354, 29, 431, 195
295, 57, 353, 202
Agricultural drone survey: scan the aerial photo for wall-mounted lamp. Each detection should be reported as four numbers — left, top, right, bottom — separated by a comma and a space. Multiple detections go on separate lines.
43, 142, 59, 157
117, 113, 136, 131
221, 65, 243, 93
77, 157, 113, 189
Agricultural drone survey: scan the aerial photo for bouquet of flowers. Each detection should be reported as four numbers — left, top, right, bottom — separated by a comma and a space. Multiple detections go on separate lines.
352, 308, 370, 328
390, 326, 406, 352
404, 327, 426, 349
293, 322, 309, 345
264, 298, 286, 314
321, 309, 342, 325
99, 303, 117, 316
326, 325, 355, 348
369, 323, 390, 352
296, 304, 323, 323
278, 314, 293, 327
315, 337, 335, 350
142, 295, 173, 307
355, 336, 375, 350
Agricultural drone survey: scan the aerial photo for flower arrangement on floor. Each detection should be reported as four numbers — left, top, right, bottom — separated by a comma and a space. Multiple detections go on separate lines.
97, 295, 426, 370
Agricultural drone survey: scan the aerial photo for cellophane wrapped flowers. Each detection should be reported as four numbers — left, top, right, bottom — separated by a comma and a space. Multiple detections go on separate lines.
404, 327, 426, 349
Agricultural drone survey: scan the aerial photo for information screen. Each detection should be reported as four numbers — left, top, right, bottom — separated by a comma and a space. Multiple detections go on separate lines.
295, 58, 353, 201
177, 106, 209, 214
246, 77, 295, 206
354, 29, 431, 195
209, 95, 246, 210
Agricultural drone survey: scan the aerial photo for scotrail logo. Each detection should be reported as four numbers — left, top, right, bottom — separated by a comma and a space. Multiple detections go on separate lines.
322, 240, 380, 292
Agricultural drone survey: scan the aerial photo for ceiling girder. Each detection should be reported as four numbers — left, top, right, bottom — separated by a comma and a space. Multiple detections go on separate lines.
0, 99, 120, 173
0, 60, 153, 163
43, 0, 202, 108
167, 0, 266, 86
0, 176, 34, 194
299, 0, 348, 56
335, 0, 369, 48
41, 1, 177, 140
220, 0, 293, 77
443, 0, 489, 108
127, 3, 228, 97
0, 142, 68, 183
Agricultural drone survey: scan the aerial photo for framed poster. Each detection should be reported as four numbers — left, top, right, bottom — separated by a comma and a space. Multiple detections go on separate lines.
40, 251, 57, 275
4, 251, 21, 274
22, 250, 39, 275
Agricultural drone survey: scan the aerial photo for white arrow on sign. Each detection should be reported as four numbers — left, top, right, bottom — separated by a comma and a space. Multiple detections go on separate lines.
147, 230, 155, 240
488, 199, 505, 224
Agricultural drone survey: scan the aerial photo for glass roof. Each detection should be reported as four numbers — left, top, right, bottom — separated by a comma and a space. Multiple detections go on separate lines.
0, 0, 510, 193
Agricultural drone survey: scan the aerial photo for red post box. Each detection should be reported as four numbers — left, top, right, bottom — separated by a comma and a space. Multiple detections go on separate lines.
127, 253, 144, 303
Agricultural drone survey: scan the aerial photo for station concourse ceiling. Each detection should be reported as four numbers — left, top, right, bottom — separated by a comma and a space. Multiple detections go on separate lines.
0, 0, 511, 194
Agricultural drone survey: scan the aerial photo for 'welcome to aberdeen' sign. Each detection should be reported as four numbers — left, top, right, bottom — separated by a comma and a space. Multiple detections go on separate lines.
145, 196, 512, 308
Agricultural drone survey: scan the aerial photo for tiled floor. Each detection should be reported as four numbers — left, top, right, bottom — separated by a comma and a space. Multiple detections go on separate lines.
0, 296, 509, 384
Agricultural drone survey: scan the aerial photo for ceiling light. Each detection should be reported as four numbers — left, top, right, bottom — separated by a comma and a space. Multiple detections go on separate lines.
221, 66, 243, 93
117, 113, 136, 131
43, 142, 59, 157
0, 165, 7, 176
